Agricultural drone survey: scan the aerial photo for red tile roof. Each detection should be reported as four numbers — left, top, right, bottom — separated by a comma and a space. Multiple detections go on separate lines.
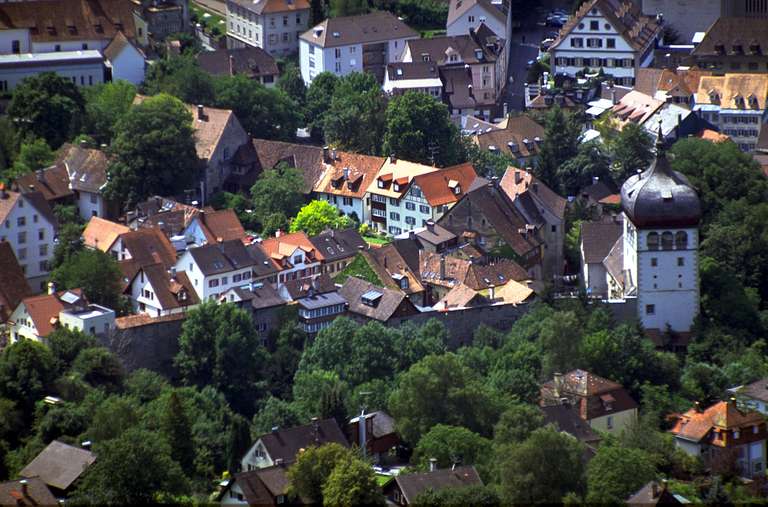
20, 289, 85, 338
500, 167, 567, 220
198, 208, 246, 243
670, 401, 766, 444
0, 242, 31, 324
83, 217, 130, 252
412, 163, 478, 207
261, 231, 322, 268
313, 151, 385, 200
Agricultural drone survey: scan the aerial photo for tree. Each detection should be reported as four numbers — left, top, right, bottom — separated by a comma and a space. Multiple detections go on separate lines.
290, 200, 354, 236
305, 72, 339, 141
412, 425, 491, 470
382, 92, 464, 166
539, 310, 582, 376
493, 403, 545, 444
71, 347, 125, 393
142, 55, 215, 105
292, 369, 347, 419
125, 369, 169, 404
330, 0, 368, 16
310, 0, 327, 24
555, 141, 611, 196
287, 443, 353, 503
162, 390, 195, 475
51, 223, 84, 269
322, 456, 384, 507
535, 106, 581, 188
82, 81, 137, 143
392, 320, 448, 372
388, 353, 503, 443
323, 72, 387, 155
465, 140, 517, 178
0, 117, 19, 175
73, 428, 189, 504
499, 427, 586, 504
413, 485, 501, 507
252, 396, 304, 434
8, 72, 85, 148
586, 446, 656, 503
214, 74, 300, 140
46, 328, 97, 373
9, 138, 54, 179
250, 163, 306, 231
227, 414, 252, 473
278, 63, 307, 113
319, 381, 348, 429
681, 362, 728, 406
86, 395, 140, 442
50, 249, 125, 310
610, 123, 654, 183
105, 94, 199, 206
0, 340, 56, 414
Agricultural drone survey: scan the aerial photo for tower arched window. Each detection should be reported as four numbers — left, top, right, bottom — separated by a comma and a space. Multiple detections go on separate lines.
647, 232, 659, 250
675, 231, 688, 249
661, 232, 673, 250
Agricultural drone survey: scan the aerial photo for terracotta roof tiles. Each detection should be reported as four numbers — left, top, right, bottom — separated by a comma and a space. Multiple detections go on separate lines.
670, 401, 765, 444
0, 241, 31, 324
412, 163, 478, 207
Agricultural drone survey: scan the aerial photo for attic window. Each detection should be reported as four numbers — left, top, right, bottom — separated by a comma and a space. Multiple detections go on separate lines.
748, 94, 759, 108
714, 42, 725, 54
750, 42, 761, 54
361, 290, 382, 307
396, 67, 403, 76
421, 53, 431, 62
332, 31, 340, 38
393, 183, 401, 192
732, 43, 743, 54
474, 49, 483, 60
709, 91, 720, 104
94, 23, 104, 33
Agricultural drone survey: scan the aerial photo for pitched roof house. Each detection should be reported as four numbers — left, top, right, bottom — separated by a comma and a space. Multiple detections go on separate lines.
0, 241, 32, 326
252, 139, 324, 194
540, 369, 638, 434
472, 115, 546, 166
446, 0, 508, 39
19, 440, 95, 495
14, 163, 73, 206
196, 47, 279, 87
82, 217, 130, 253
218, 465, 293, 506
690, 17, 768, 75
627, 481, 684, 506
240, 418, 349, 471
338, 276, 421, 324
579, 217, 624, 298
309, 228, 367, 276
260, 231, 323, 286
0, 477, 57, 506
731, 377, 768, 415
176, 239, 255, 302
383, 465, 483, 506
124, 263, 199, 317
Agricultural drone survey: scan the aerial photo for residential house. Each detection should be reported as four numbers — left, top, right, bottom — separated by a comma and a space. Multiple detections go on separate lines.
260, 231, 322, 286
608, 89, 701, 142
402, 25, 507, 119
338, 276, 421, 325
627, 480, 685, 506
196, 46, 279, 86
299, 11, 418, 85
640, 0, 723, 44
10, 288, 115, 343
366, 241, 426, 305
540, 369, 639, 434
690, 18, 768, 74
437, 179, 544, 280
181, 208, 247, 247
219, 281, 286, 343
19, 440, 95, 496
226, 0, 310, 57
59, 142, 112, 220
579, 217, 623, 298
404, 220, 458, 253
634, 66, 712, 106
383, 61, 443, 97
0, 241, 31, 332
0, 184, 57, 292
240, 418, 349, 471
500, 167, 567, 278
0, 478, 57, 506
541, 404, 602, 447
384, 465, 483, 506
219, 465, 292, 506
471, 115, 545, 167
111, 228, 178, 289
246, 242, 280, 285
579, 177, 620, 211
550, 0, 662, 86
251, 139, 324, 196
408, 163, 479, 226
346, 411, 399, 463
278, 272, 336, 301
103, 31, 145, 84
124, 264, 198, 317
669, 399, 767, 478
309, 228, 366, 276
296, 289, 347, 336
176, 239, 255, 301
693, 73, 768, 152
446, 0, 509, 41
730, 377, 768, 415
365, 157, 437, 236
132, 0, 190, 43
312, 148, 385, 222
14, 162, 73, 209
433, 278, 533, 310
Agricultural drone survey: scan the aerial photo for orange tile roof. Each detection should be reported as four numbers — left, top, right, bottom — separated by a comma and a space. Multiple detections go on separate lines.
697, 129, 731, 143
22, 289, 85, 338
412, 163, 478, 207
670, 401, 765, 444
260, 231, 322, 267
198, 208, 246, 243
695, 74, 768, 110
0, 187, 21, 225
119, 228, 177, 269
500, 167, 567, 219
0, 242, 31, 324
82, 217, 129, 252
367, 157, 437, 199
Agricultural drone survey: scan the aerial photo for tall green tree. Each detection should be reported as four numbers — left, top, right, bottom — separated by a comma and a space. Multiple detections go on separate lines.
278, 63, 307, 113
0, 340, 56, 413
556, 141, 611, 196
250, 162, 306, 229
413, 485, 501, 507
50, 249, 124, 310
586, 446, 657, 503
323, 72, 387, 155
493, 403, 545, 444
161, 390, 195, 475
9, 138, 54, 179
536, 106, 580, 188
322, 456, 384, 507
412, 424, 491, 470
287, 443, 353, 503
72, 347, 125, 393
329, 0, 369, 16
8, 72, 86, 148
51, 223, 84, 270
142, 55, 215, 105
227, 414, 252, 473
305, 72, 339, 141
82, 81, 138, 143
610, 123, 654, 183
290, 200, 354, 236
46, 328, 97, 374
105, 94, 199, 206
382, 92, 465, 166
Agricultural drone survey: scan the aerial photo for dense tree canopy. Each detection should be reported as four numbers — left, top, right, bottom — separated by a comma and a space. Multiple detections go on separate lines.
536, 106, 581, 188
323, 72, 387, 155
290, 200, 355, 235
142, 55, 215, 105
305, 72, 339, 141
82, 81, 138, 144
50, 249, 125, 311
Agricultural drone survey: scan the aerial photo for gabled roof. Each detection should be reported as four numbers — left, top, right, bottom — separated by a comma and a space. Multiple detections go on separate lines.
338, 276, 419, 322
412, 163, 478, 207
313, 150, 385, 200
246, 243, 281, 278
500, 167, 567, 220
188, 239, 254, 276
366, 244, 424, 295
580, 179, 619, 203
19, 440, 95, 491
634, 67, 711, 99
611, 90, 664, 126
103, 31, 142, 61
0, 242, 31, 324
393, 466, 483, 504
225, 466, 291, 505
261, 231, 322, 267
281, 273, 337, 300
225, 282, 286, 310
695, 74, 768, 110
19, 289, 86, 338
446, 0, 507, 27
386, 61, 441, 81
435, 283, 488, 310
420, 252, 529, 290
229, 0, 310, 15
0, 477, 57, 506
83, 217, 130, 252
367, 157, 437, 199
406, 33, 497, 67
627, 481, 683, 506
691, 17, 768, 57
128, 264, 198, 310
308, 228, 366, 262
119, 228, 177, 269
255, 418, 349, 464
580, 219, 622, 264
132, 196, 200, 237
734, 377, 768, 403
670, 401, 765, 444
196, 47, 279, 78
540, 369, 639, 420
60, 143, 109, 193
252, 139, 325, 194
541, 404, 601, 444
301, 10, 418, 48
14, 162, 73, 202
551, 0, 661, 52
494, 279, 534, 304
474, 116, 546, 160
196, 208, 246, 243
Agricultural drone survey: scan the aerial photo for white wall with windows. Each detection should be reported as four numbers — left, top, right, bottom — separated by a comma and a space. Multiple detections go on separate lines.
226, 1, 309, 56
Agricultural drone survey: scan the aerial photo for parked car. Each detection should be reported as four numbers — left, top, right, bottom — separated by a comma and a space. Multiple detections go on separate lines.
540, 37, 556, 51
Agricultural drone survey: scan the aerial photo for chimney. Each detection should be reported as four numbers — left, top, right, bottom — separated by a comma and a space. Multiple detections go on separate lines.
197, 104, 205, 120
36, 169, 44, 182
323, 146, 331, 164
532, 182, 539, 194
275, 458, 284, 466
514, 170, 522, 184
19, 479, 28, 499
553, 372, 564, 397
651, 482, 659, 498
311, 417, 320, 442
439, 254, 446, 280
468, 255, 474, 265
390, 153, 397, 163
426, 220, 435, 234
275, 229, 283, 238
358, 409, 367, 458
229, 54, 235, 76
81, 440, 92, 450
611, 88, 617, 105
694, 400, 701, 412
79, 138, 88, 148
271, 425, 279, 433
48, 281, 56, 295
488, 284, 495, 300
429, 458, 438, 472
0, 182, 6, 199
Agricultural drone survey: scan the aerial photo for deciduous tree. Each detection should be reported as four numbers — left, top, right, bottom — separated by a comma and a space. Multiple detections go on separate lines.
323, 73, 386, 155
287, 443, 353, 503
322, 456, 384, 507
82, 81, 137, 143
536, 106, 580, 188
290, 200, 354, 236
412, 424, 491, 470
586, 446, 656, 503
50, 249, 125, 311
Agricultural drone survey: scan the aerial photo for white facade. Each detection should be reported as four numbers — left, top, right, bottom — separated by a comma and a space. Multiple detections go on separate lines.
76, 190, 107, 221
382, 73, 442, 97
59, 304, 115, 336
551, 4, 657, 86
107, 42, 146, 85
0, 193, 56, 292
316, 192, 366, 222
226, 1, 310, 56
0, 51, 105, 91
240, 439, 274, 471
694, 105, 766, 153
176, 249, 254, 302
274, 246, 320, 286
446, 3, 507, 40
622, 218, 699, 332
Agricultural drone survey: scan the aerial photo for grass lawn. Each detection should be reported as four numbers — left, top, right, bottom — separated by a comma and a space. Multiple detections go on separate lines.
362, 234, 391, 246
190, 2, 225, 39
375, 474, 394, 487
333, 253, 383, 286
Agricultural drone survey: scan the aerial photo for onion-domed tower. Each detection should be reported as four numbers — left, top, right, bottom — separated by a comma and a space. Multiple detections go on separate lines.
620, 128, 701, 333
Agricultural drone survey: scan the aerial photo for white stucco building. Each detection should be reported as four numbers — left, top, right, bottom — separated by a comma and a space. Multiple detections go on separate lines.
445, 0, 509, 41
299, 11, 418, 85
0, 50, 104, 91
176, 239, 255, 302
550, 0, 661, 86
226, 0, 310, 56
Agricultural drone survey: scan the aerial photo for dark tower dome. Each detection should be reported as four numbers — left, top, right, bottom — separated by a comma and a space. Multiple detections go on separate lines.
620, 127, 701, 228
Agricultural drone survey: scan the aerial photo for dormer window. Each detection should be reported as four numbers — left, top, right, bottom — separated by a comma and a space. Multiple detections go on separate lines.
748, 94, 759, 108
750, 42, 761, 54
734, 95, 745, 108
378, 179, 384, 188
393, 183, 400, 192
732, 43, 743, 54
474, 49, 483, 60
709, 90, 720, 104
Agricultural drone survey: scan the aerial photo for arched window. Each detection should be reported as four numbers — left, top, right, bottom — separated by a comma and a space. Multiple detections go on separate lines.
661, 232, 674, 250
675, 231, 688, 249
647, 232, 659, 250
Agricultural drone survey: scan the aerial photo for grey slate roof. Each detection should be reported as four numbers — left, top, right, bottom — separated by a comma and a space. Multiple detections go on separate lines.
297, 291, 347, 310
256, 418, 349, 464
247, 243, 280, 278
196, 47, 279, 78
19, 441, 95, 491
735, 377, 768, 403
189, 239, 253, 275
338, 276, 417, 322
394, 466, 483, 504
309, 228, 366, 263
580, 220, 622, 264
541, 404, 602, 445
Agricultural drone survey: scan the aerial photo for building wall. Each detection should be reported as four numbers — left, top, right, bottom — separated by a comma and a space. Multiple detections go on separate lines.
674, 438, 702, 456
76, 190, 106, 221
318, 193, 365, 222
589, 407, 637, 434
59, 306, 116, 336
227, 2, 309, 56
129, 274, 163, 317
641, 0, 721, 44
9, 302, 39, 342
241, 439, 274, 471
694, 106, 766, 152
0, 59, 104, 91
446, 3, 506, 40
102, 315, 186, 376
109, 43, 146, 85
0, 29, 31, 54
204, 114, 248, 196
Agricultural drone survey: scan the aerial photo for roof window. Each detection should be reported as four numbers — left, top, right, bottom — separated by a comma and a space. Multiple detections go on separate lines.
361, 290, 382, 307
